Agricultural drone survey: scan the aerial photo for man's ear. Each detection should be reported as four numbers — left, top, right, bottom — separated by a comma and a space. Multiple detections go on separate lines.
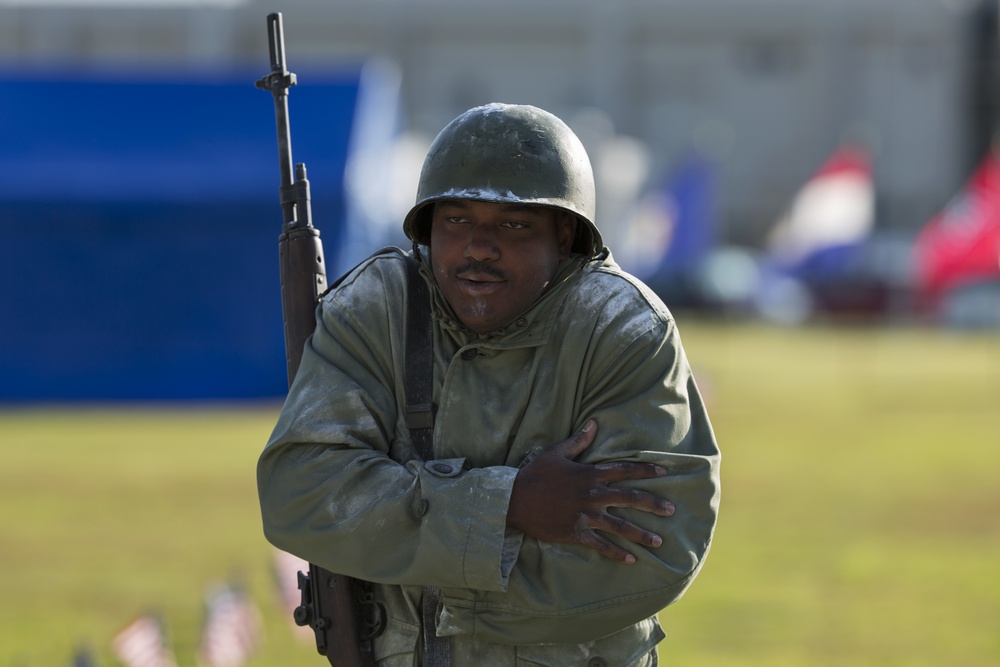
557, 212, 577, 258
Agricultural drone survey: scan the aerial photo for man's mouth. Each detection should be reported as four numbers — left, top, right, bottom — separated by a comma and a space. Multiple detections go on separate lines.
456, 273, 504, 295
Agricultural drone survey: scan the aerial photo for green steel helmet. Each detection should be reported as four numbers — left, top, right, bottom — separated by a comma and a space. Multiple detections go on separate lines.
403, 103, 602, 256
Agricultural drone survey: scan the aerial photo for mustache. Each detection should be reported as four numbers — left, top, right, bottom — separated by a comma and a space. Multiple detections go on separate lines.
455, 261, 506, 281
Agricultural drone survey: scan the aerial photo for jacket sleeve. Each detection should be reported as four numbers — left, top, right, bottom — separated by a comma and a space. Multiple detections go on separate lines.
436, 286, 721, 645
257, 257, 518, 593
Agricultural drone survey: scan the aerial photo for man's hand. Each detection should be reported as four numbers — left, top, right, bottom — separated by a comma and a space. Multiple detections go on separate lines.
506, 419, 674, 564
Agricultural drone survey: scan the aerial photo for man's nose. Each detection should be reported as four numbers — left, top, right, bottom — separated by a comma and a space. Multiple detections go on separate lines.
463, 226, 500, 261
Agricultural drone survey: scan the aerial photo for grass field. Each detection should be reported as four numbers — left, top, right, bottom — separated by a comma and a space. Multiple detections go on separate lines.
1, 321, 998, 666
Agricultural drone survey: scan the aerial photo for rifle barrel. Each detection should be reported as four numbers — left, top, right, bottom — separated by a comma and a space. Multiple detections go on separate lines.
258, 12, 298, 225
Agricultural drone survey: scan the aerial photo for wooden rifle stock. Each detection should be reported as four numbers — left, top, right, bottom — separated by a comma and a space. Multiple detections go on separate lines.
255, 12, 381, 667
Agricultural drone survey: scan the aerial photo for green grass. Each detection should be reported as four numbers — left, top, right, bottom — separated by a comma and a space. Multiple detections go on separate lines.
659, 321, 1000, 666
1, 322, 998, 666
0, 406, 318, 666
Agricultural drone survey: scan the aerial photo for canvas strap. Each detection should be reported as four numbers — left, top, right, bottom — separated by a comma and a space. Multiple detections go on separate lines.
403, 254, 451, 667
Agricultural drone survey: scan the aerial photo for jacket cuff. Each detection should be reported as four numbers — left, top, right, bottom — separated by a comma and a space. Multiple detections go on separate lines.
461, 465, 519, 591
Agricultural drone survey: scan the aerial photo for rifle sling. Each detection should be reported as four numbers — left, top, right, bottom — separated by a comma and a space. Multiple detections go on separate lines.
403, 255, 451, 667
404, 254, 435, 445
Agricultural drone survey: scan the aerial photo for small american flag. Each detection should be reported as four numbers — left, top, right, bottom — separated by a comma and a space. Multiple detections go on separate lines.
110, 614, 177, 667
198, 583, 263, 667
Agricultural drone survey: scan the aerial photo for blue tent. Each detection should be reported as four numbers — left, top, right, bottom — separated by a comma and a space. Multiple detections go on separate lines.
0, 66, 360, 400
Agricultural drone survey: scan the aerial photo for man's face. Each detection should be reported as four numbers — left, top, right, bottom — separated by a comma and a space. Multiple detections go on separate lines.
429, 199, 575, 334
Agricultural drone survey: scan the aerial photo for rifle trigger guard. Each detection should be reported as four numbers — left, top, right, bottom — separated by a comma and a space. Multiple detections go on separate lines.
358, 591, 387, 642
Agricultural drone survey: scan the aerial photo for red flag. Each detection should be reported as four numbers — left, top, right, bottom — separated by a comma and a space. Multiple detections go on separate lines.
913, 149, 1000, 309
198, 584, 263, 667
110, 614, 177, 667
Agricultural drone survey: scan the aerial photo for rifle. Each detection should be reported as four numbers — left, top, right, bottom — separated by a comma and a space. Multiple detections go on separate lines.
255, 12, 383, 667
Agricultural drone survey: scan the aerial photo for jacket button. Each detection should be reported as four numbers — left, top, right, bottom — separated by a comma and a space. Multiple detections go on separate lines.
587, 658, 607, 667
516, 318, 527, 328
432, 463, 452, 474
461, 348, 477, 360
417, 499, 429, 516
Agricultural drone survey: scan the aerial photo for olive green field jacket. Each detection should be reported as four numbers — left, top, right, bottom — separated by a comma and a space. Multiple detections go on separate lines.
257, 248, 721, 666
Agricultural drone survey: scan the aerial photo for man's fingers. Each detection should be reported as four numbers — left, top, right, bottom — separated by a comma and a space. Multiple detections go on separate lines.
600, 486, 675, 517
547, 419, 597, 460
578, 531, 639, 565
595, 460, 668, 481
590, 511, 664, 550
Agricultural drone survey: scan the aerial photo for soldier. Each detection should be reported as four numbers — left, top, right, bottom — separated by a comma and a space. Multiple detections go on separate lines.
258, 103, 720, 666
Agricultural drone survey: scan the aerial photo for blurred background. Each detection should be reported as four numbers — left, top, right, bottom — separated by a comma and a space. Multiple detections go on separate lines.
1, 0, 998, 665
2, 0, 999, 401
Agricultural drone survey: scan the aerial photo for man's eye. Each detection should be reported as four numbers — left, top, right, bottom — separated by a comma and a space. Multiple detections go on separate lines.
504, 221, 528, 229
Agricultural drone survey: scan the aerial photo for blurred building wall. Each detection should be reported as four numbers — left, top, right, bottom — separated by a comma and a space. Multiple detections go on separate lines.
0, 0, 995, 243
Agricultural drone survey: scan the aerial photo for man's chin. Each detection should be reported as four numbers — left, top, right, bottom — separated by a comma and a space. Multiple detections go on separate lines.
455, 307, 507, 334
